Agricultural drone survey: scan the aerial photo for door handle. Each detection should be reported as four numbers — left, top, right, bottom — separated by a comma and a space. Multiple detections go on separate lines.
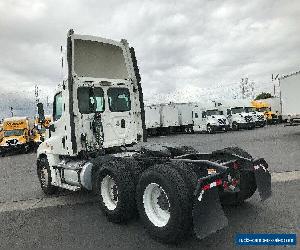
121, 119, 125, 128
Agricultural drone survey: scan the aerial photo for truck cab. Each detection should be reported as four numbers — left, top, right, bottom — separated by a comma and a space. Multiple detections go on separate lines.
222, 107, 255, 130
251, 100, 278, 124
192, 108, 229, 133
0, 117, 32, 154
244, 106, 266, 127
37, 30, 145, 188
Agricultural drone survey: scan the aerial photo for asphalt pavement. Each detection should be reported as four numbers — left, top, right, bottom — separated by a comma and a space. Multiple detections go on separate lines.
0, 124, 299, 249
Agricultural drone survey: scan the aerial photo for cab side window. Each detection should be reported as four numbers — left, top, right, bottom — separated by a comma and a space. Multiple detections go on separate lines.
194, 113, 198, 118
202, 111, 206, 118
53, 92, 63, 121
108, 88, 131, 112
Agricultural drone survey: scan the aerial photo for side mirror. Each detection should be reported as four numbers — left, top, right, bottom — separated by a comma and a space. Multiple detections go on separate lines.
37, 102, 45, 123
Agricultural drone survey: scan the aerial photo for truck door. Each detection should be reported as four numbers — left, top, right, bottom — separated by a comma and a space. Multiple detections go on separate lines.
76, 87, 105, 152
101, 87, 135, 147
201, 111, 207, 130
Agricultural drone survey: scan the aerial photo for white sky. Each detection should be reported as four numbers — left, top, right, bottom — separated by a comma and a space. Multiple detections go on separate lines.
0, 0, 299, 113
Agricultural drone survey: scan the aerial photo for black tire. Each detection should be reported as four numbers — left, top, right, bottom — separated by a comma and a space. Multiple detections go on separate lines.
207, 124, 214, 134
37, 157, 58, 195
136, 164, 192, 243
232, 122, 239, 131
93, 159, 137, 223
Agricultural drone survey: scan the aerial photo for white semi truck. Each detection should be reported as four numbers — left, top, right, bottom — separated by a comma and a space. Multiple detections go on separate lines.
36, 30, 271, 244
279, 71, 300, 125
219, 106, 256, 130
192, 108, 229, 133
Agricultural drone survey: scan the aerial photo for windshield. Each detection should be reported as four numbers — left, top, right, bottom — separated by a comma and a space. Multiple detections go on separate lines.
259, 107, 270, 112
231, 107, 244, 114
206, 109, 221, 116
245, 107, 256, 113
4, 129, 24, 137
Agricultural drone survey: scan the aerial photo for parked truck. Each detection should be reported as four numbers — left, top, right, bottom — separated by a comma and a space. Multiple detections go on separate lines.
192, 107, 229, 133
175, 102, 194, 133
36, 30, 271, 244
219, 106, 255, 130
279, 71, 300, 125
251, 100, 279, 124
0, 123, 3, 143
32, 115, 52, 147
159, 103, 180, 134
145, 105, 160, 136
0, 116, 33, 155
244, 106, 266, 127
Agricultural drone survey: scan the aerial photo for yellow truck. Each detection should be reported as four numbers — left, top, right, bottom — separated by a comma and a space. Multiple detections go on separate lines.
0, 123, 3, 143
32, 115, 52, 147
251, 100, 279, 124
0, 117, 33, 155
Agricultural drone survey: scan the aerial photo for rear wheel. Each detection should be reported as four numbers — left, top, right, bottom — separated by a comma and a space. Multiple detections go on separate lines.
136, 164, 192, 243
94, 161, 137, 223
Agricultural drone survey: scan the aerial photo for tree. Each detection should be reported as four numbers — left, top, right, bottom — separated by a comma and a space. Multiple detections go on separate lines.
240, 78, 255, 99
255, 92, 273, 100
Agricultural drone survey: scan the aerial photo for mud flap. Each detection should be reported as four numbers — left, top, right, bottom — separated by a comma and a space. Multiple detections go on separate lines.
253, 159, 272, 201
192, 187, 228, 240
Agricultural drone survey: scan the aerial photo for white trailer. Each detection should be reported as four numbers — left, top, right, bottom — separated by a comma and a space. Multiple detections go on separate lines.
160, 103, 180, 133
145, 105, 160, 135
175, 103, 194, 133
279, 71, 300, 124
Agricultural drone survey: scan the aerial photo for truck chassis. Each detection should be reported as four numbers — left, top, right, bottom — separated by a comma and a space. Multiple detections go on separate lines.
37, 146, 271, 243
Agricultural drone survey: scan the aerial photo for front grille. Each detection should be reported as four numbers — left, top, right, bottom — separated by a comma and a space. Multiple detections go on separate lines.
7, 139, 18, 145
245, 116, 253, 123
218, 118, 226, 125
257, 115, 264, 121
271, 114, 277, 118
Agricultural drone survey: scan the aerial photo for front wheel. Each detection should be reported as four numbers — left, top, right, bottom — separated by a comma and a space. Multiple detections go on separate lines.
207, 125, 214, 134
232, 122, 239, 131
37, 157, 58, 195
136, 164, 192, 243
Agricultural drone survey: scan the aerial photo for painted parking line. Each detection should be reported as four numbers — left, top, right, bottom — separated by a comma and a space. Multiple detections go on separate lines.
0, 171, 299, 214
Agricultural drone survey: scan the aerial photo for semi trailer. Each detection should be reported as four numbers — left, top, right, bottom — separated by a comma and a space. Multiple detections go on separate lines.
36, 30, 271, 244
279, 71, 300, 125
145, 105, 160, 136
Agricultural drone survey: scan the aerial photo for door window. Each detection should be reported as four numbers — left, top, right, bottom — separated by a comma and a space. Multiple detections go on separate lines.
77, 87, 105, 114
108, 88, 131, 112
53, 92, 63, 121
